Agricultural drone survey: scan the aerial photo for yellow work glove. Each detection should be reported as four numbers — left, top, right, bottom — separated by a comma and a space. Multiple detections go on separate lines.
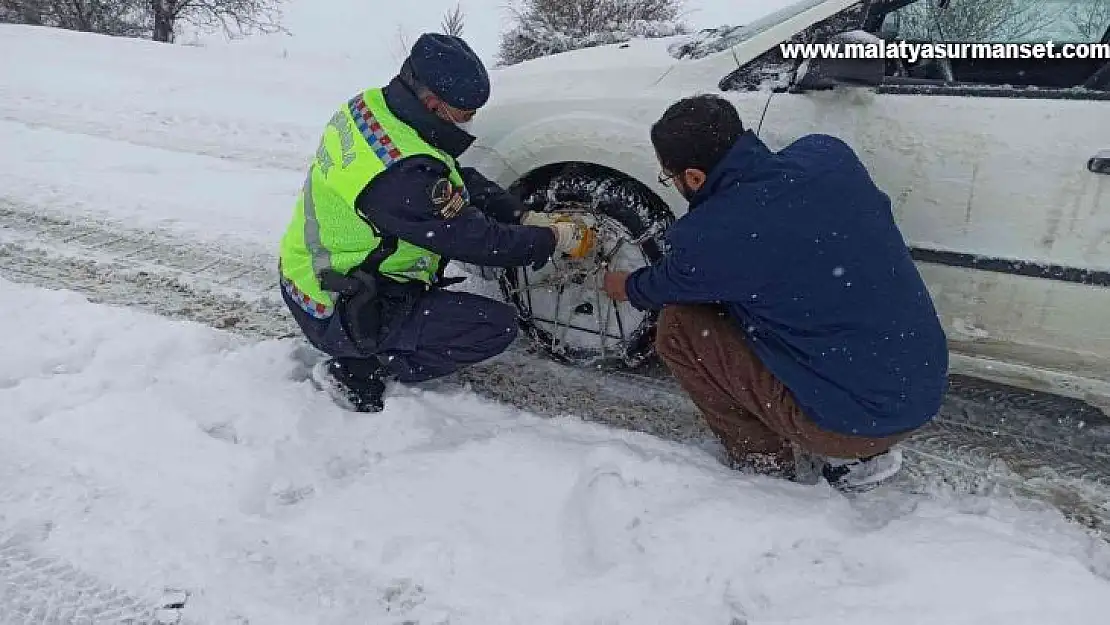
550, 221, 597, 259
521, 211, 597, 259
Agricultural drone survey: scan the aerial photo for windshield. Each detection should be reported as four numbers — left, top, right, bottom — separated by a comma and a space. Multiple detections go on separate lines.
668, 0, 832, 59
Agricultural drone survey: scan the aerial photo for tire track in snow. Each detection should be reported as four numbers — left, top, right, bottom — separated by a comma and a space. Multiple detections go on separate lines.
1, 202, 1109, 621
0, 537, 188, 625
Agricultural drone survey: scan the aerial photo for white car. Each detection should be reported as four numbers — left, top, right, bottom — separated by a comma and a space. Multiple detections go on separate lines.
459, 0, 1110, 409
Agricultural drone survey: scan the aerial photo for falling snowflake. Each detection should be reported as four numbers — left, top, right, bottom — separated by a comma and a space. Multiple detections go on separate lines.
832, 266, 845, 277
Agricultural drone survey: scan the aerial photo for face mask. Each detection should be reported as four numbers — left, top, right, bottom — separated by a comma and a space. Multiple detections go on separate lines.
435, 103, 475, 132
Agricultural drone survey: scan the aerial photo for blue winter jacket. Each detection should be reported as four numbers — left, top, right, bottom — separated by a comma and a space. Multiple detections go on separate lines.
627, 131, 949, 437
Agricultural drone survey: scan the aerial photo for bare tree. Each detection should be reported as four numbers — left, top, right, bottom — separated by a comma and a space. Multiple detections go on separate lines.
498, 0, 689, 66
1066, 0, 1110, 40
441, 2, 464, 37
149, 0, 283, 43
391, 24, 412, 65
1, 0, 147, 36
0, 0, 44, 24
390, 5, 466, 66
60, 0, 147, 35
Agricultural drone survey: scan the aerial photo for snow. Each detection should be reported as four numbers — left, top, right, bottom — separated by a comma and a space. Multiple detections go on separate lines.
0, 120, 295, 250
3, 3, 1110, 622
0, 0, 798, 253
3, 276, 1110, 623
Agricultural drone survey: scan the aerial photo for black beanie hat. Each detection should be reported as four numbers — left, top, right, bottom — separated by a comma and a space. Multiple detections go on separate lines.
407, 33, 491, 111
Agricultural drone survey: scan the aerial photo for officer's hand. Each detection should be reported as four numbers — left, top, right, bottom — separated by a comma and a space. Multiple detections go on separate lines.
551, 220, 597, 259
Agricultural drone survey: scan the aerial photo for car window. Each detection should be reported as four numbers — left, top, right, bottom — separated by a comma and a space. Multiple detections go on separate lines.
882, 0, 1110, 44
870, 0, 1110, 92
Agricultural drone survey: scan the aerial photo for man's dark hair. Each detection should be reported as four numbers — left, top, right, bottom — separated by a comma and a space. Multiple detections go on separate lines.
650, 94, 745, 175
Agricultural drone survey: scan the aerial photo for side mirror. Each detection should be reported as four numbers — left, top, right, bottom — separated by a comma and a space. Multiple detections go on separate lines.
792, 30, 886, 92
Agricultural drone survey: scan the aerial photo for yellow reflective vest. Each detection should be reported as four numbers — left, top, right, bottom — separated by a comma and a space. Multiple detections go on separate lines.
279, 87, 468, 318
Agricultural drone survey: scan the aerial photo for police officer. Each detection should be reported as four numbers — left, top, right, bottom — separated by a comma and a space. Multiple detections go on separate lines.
279, 33, 595, 412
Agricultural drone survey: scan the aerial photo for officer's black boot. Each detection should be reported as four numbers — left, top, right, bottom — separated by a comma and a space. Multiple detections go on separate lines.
311, 357, 387, 413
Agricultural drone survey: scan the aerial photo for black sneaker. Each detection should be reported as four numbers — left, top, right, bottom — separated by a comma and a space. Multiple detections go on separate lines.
311, 358, 387, 413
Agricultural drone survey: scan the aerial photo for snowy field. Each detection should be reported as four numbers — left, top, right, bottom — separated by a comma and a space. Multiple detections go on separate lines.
3, 0, 1110, 622
4, 276, 1110, 623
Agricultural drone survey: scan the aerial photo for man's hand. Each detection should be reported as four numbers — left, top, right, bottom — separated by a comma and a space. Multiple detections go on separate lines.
603, 271, 630, 302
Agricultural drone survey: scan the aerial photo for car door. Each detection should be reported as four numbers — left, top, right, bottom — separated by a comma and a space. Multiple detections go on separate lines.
727, 0, 1110, 403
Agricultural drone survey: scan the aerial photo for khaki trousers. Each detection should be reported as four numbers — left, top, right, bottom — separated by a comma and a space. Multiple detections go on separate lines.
655, 304, 910, 475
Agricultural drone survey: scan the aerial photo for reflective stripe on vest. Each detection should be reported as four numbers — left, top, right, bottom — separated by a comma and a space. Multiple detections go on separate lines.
301, 170, 331, 280
349, 94, 403, 167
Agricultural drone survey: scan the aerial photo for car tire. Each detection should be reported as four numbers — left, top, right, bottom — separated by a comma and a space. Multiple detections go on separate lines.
502, 163, 675, 370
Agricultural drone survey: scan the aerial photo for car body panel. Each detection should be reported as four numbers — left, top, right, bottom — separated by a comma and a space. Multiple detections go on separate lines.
459, 0, 1110, 409
761, 93, 1109, 271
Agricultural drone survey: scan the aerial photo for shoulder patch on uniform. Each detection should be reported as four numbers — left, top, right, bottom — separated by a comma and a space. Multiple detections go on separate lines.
430, 178, 453, 205
430, 177, 466, 219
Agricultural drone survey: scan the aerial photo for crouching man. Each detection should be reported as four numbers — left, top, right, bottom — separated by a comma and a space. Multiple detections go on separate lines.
604, 95, 949, 491
279, 33, 595, 412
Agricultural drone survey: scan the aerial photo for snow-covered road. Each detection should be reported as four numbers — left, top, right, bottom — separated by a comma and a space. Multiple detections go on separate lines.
3, 20, 1110, 624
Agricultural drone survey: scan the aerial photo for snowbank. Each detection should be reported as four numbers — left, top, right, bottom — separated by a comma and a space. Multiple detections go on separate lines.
2, 276, 1109, 623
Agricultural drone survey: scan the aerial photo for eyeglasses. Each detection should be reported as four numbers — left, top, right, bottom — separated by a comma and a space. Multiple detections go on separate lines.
658, 170, 677, 187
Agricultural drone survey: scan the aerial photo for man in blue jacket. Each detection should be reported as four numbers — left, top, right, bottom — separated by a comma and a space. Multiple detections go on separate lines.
604, 95, 948, 491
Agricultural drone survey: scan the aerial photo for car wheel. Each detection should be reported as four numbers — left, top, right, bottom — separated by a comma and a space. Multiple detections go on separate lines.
502, 164, 675, 370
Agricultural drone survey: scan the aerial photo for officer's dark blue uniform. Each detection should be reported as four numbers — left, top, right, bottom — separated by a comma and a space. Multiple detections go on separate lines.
282, 34, 557, 410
